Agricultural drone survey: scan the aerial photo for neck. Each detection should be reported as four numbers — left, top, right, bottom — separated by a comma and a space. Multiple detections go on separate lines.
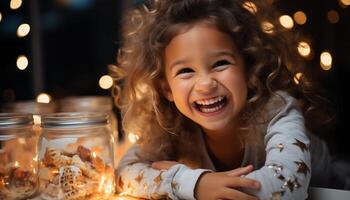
203, 123, 245, 171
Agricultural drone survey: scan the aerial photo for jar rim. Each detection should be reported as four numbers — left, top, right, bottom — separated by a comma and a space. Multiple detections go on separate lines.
0, 113, 33, 128
41, 112, 108, 128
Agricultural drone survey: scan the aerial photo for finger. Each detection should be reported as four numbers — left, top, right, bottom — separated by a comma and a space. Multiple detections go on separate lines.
151, 161, 179, 170
226, 177, 260, 189
227, 165, 254, 177
221, 188, 258, 200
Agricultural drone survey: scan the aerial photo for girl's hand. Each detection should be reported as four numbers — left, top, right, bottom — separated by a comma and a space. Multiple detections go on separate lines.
151, 161, 179, 170
195, 165, 260, 200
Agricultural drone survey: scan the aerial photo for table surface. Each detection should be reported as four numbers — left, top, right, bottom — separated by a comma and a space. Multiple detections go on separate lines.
31, 187, 350, 200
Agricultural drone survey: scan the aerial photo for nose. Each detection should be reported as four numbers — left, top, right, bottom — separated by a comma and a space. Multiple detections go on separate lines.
194, 76, 218, 94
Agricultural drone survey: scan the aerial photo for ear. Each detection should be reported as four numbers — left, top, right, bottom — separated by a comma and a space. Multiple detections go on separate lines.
160, 80, 174, 102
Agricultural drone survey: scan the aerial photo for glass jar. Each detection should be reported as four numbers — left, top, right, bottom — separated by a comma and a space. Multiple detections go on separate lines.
0, 113, 38, 200
1, 100, 58, 136
38, 112, 115, 200
59, 96, 120, 166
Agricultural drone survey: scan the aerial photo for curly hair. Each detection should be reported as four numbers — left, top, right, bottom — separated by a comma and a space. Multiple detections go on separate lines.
109, 0, 335, 165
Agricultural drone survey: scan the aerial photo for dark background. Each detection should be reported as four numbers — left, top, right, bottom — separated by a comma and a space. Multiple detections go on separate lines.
0, 0, 349, 157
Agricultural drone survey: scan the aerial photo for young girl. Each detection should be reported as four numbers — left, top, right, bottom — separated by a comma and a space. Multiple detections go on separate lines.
110, 0, 333, 199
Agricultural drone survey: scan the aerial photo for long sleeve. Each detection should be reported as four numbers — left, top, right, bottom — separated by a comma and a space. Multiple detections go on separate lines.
116, 145, 210, 199
241, 92, 311, 199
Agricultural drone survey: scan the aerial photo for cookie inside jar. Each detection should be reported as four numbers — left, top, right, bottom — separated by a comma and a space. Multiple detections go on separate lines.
39, 145, 115, 200
39, 112, 116, 200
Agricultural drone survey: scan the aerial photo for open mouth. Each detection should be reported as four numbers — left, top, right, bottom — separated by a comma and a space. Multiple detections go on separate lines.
194, 96, 228, 113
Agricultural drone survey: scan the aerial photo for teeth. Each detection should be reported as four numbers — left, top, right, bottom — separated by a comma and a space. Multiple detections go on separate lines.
200, 103, 225, 113
195, 96, 224, 106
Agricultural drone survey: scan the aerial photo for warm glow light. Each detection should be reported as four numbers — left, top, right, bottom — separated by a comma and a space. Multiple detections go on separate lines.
293, 72, 303, 85
261, 21, 274, 34
128, 133, 139, 144
33, 114, 41, 125
327, 10, 340, 24
36, 93, 51, 103
99, 75, 113, 89
17, 23, 30, 37
14, 161, 19, 167
16, 55, 28, 70
242, 1, 257, 14
10, 0, 22, 10
340, 0, 350, 6
294, 11, 307, 25
98, 175, 105, 192
92, 152, 97, 158
279, 15, 294, 29
297, 41, 311, 57
320, 52, 332, 70
0, 12, 3, 23
18, 138, 26, 144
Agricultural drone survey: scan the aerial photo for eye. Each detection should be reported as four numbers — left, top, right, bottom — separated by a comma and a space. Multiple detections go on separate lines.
176, 68, 194, 76
213, 60, 232, 68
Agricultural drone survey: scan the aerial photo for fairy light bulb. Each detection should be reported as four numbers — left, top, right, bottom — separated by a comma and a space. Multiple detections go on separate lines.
10, 0, 22, 10
242, 1, 257, 14
293, 72, 303, 85
99, 75, 113, 89
36, 93, 51, 103
297, 41, 311, 57
294, 11, 307, 25
16, 55, 28, 70
17, 23, 30, 37
261, 21, 274, 34
320, 52, 332, 70
279, 15, 294, 29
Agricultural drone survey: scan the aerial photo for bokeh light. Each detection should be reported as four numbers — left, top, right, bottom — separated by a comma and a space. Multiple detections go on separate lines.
17, 23, 30, 37
294, 11, 307, 25
297, 41, 311, 57
10, 0, 22, 10
16, 55, 28, 70
279, 15, 294, 29
99, 75, 113, 89
320, 52, 333, 70
36, 93, 51, 103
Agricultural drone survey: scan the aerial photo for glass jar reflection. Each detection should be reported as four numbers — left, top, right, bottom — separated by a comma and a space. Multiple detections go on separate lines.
38, 112, 115, 200
0, 113, 38, 200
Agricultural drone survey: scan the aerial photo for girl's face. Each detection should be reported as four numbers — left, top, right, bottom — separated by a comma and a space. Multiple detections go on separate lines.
163, 23, 248, 133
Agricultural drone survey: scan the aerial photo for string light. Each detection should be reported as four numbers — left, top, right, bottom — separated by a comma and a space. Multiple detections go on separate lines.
279, 15, 294, 29
293, 72, 303, 85
320, 52, 332, 70
339, 0, 350, 6
297, 41, 311, 57
16, 55, 28, 70
36, 93, 52, 103
327, 10, 340, 24
99, 75, 113, 89
17, 23, 30, 37
128, 133, 139, 144
261, 21, 274, 34
294, 11, 307, 25
242, 1, 257, 14
10, 0, 22, 10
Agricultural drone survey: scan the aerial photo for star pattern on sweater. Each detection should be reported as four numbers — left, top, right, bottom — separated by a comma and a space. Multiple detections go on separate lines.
294, 160, 310, 176
269, 190, 285, 200
153, 171, 163, 185
134, 171, 144, 183
118, 177, 124, 190
276, 143, 284, 152
292, 138, 308, 152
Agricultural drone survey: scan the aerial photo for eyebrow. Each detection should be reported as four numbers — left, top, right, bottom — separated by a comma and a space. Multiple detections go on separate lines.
169, 50, 237, 70
169, 58, 191, 70
210, 51, 237, 60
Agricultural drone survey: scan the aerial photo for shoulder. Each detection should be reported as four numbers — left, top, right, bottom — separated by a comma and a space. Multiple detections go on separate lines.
263, 90, 302, 118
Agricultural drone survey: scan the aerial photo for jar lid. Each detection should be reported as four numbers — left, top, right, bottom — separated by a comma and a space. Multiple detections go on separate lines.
41, 112, 108, 128
0, 113, 33, 128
